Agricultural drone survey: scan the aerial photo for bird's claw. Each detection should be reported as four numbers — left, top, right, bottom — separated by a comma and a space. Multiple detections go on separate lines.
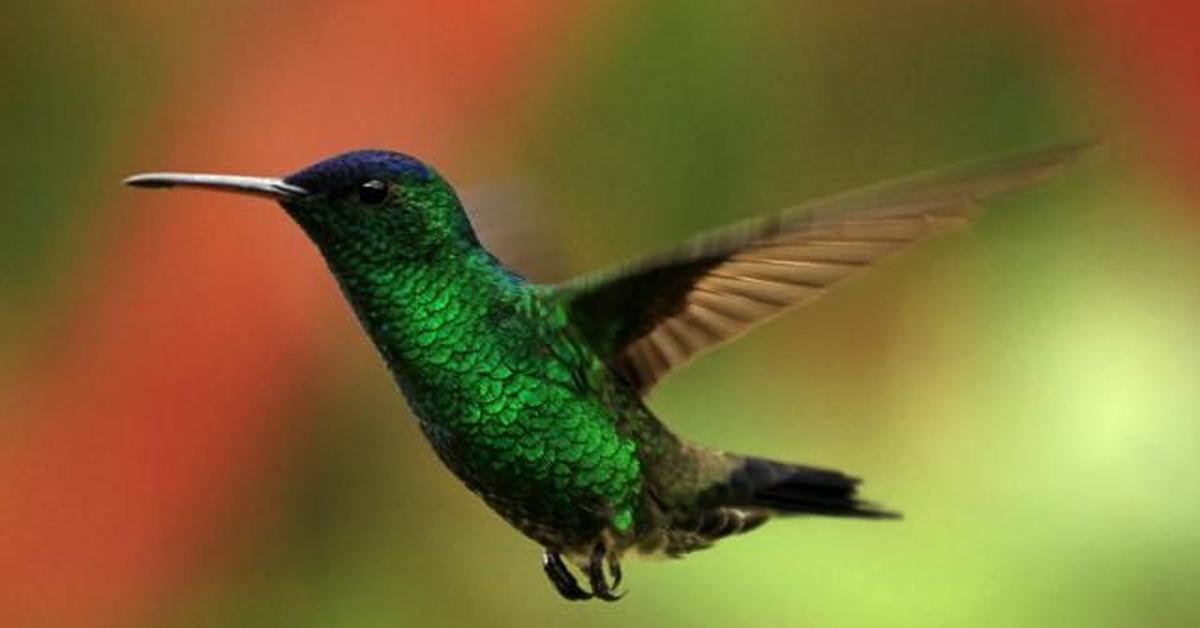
540, 543, 625, 602
542, 550, 592, 601
607, 551, 623, 590
586, 541, 624, 601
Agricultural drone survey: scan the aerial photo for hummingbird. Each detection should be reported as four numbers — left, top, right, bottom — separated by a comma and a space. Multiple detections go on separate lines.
125, 141, 1087, 601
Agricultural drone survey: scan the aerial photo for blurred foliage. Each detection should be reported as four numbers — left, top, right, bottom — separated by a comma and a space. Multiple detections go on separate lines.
165, 3, 1199, 627
167, 3, 1198, 628
1, 6, 134, 343
3, 1, 1197, 627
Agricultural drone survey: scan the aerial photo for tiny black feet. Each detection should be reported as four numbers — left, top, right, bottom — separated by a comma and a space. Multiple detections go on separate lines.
586, 541, 625, 602
607, 551, 623, 591
541, 545, 626, 602
542, 550, 592, 601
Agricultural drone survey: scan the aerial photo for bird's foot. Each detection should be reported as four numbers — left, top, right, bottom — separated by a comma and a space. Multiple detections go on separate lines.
607, 549, 623, 591
540, 543, 625, 602
586, 541, 624, 601
542, 550, 592, 601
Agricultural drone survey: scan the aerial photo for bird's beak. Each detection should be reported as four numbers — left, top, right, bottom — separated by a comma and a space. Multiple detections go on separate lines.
122, 172, 308, 200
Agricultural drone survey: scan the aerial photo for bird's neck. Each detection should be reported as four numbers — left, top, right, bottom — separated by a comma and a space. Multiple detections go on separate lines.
318, 237, 531, 404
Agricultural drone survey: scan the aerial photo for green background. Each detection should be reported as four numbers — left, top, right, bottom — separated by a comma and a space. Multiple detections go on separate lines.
3, 2, 1197, 626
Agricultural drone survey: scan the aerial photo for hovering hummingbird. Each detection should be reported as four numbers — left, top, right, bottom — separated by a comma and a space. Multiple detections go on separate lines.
125, 142, 1087, 601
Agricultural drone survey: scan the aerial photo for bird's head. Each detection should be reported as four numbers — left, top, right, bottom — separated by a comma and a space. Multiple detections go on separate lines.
125, 150, 477, 260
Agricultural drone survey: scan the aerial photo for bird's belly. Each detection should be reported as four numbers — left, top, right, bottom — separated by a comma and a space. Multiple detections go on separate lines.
414, 388, 644, 550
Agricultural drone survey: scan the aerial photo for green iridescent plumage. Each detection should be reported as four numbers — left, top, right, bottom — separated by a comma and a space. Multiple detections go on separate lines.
124, 141, 1089, 602
283, 165, 649, 548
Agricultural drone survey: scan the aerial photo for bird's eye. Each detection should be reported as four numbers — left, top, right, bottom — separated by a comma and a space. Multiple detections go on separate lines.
358, 180, 388, 205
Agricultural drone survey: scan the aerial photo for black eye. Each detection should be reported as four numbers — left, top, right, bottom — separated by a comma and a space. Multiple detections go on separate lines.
357, 180, 388, 205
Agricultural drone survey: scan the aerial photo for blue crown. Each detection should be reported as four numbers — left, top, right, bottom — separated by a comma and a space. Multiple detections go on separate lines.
284, 150, 433, 193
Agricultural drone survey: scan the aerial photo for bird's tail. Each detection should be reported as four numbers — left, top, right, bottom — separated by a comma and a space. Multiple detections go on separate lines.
716, 455, 900, 520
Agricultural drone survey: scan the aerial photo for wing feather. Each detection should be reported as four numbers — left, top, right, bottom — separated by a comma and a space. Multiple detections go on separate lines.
557, 142, 1093, 393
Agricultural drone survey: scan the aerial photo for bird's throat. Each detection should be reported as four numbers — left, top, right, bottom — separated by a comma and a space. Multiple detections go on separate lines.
319, 240, 530, 419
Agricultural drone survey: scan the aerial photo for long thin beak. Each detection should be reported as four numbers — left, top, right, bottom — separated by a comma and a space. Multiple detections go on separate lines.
122, 172, 308, 200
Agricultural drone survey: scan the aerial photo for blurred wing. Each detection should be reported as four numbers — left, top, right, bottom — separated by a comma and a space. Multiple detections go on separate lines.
556, 141, 1093, 393
463, 180, 571, 283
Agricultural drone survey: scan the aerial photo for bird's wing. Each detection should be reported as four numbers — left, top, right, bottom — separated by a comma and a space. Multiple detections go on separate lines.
554, 141, 1093, 394
463, 180, 571, 283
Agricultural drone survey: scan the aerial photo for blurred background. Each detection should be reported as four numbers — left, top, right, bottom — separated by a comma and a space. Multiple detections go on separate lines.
2, 1, 1199, 626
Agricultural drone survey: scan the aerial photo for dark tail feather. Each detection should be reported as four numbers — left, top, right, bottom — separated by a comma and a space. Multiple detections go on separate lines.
724, 456, 900, 520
